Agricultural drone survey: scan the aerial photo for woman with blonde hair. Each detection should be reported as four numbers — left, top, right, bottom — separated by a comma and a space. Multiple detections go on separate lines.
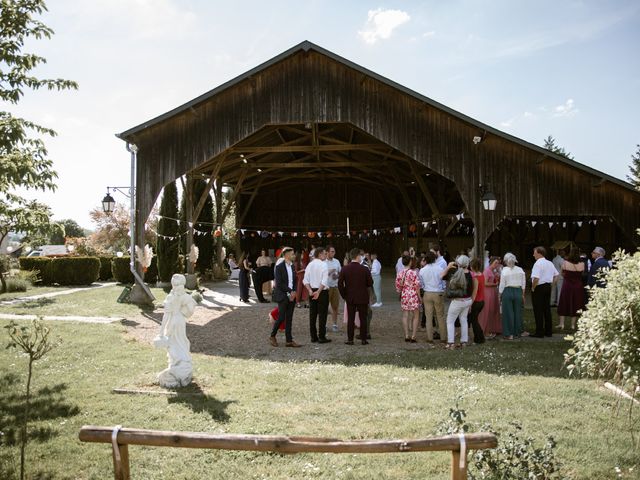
498, 252, 526, 340
441, 254, 477, 349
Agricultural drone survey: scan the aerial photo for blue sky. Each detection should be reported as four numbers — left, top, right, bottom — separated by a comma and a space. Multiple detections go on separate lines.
12, 0, 640, 228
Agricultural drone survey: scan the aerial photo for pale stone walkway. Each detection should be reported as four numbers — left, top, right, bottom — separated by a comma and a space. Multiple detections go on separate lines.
0, 313, 123, 324
0, 282, 112, 306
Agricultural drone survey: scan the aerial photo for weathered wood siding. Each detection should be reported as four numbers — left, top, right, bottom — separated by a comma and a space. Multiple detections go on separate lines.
123, 47, 640, 250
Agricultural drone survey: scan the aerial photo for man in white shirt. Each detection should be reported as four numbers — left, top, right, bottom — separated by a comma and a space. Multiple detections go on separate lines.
324, 246, 342, 332
419, 252, 446, 342
531, 246, 558, 338
303, 247, 331, 343
395, 250, 409, 274
370, 253, 382, 307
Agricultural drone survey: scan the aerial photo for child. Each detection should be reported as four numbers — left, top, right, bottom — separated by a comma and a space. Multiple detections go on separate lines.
269, 307, 285, 333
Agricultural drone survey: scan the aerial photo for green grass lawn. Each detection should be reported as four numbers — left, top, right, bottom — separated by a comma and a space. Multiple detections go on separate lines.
0, 285, 168, 317
0, 285, 70, 302
0, 318, 637, 479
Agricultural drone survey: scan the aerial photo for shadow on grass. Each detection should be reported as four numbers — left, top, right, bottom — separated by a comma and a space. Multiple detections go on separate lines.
0, 373, 81, 446
11, 297, 57, 310
337, 340, 573, 379
167, 383, 235, 423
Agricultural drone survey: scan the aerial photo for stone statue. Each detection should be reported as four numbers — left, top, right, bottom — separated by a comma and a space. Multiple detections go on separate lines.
153, 274, 197, 388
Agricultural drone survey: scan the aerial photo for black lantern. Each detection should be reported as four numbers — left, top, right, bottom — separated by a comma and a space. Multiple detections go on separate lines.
481, 189, 497, 211
102, 191, 116, 214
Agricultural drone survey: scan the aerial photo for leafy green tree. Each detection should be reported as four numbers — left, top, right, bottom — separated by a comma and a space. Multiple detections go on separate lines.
47, 219, 85, 244
156, 181, 179, 282
0, 0, 78, 246
543, 135, 574, 160
626, 144, 640, 190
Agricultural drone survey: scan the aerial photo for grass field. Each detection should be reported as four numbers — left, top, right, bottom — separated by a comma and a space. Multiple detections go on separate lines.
0, 285, 168, 317
0, 286, 69, 302
1, 317, 638, 479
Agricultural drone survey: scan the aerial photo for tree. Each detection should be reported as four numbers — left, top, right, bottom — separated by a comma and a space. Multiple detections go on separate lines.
0, 1, 78, 246
86, 204, 157, 255
543, 135, 574, 160
180, 179, 214, 273
156, 181, 179, 282
26, 218, 86, 246
626, 144, 640, 190
5, 318, 58, 480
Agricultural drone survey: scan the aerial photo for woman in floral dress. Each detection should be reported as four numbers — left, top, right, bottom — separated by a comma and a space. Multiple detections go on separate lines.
396, 255, 422, 342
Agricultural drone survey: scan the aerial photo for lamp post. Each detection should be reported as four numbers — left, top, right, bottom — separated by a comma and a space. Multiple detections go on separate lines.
100, 146, 154, 303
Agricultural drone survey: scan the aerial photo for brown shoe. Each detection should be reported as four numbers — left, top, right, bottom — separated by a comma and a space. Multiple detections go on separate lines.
286, 341, 302, 348
269, 336, 278, 347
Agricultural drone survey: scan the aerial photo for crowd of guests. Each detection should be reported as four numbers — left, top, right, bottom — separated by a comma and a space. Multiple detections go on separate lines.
229, 242, 612, 349
394, 244, 611, 348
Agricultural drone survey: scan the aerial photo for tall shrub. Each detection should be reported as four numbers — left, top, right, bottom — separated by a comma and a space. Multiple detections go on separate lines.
49, 257, 99, 285
566, 249, 639, 394
156, 181, 179, 282
180, 179, 214, 273
18, 257, 53, 285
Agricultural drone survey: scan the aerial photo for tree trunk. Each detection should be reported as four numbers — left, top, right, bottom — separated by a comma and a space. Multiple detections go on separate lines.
20, 358, 33, 480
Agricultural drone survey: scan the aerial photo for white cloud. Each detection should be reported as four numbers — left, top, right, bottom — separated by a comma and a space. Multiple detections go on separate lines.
553, 98, 579, 117
423, 31, 436, 38
358, 8, 411, 44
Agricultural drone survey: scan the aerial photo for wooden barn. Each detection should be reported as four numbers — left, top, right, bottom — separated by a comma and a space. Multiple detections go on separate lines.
117, 41, 639, 273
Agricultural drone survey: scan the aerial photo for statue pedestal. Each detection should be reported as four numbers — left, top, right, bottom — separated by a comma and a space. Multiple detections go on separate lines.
130, 283, 154, 305
185, 274, 198, 290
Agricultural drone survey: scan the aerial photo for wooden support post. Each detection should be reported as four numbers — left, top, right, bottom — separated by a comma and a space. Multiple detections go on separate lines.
214, 180, 224, 271
416, 193, 423, 252
451, 450, 465, 480
403, 224, 409, 251
112, 440, 130, 480
185, 175, 194, 275
409, 160, 439, 215
221, 169, 248, 220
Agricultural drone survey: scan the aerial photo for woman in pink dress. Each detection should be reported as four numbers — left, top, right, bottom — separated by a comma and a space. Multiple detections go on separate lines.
396, 255, 422, 343
479, 257, 502, 337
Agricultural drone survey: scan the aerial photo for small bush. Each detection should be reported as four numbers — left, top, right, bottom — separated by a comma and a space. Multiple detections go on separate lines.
112, 255, 158, 284
18, 257, 53, 285
5, 277, 28, 292
438, 397, 566, 479
49, 257, 100, 286
97, 256, 113, 281
566, 249, 639, 394
112, 257, 134, 284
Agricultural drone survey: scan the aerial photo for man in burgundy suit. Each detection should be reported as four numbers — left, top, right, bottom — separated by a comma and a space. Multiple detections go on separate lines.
338, 248, 373, 345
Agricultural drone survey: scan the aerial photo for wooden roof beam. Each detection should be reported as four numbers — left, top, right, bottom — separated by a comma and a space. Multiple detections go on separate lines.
408, 160, 440, 215
230, 144, 389, 154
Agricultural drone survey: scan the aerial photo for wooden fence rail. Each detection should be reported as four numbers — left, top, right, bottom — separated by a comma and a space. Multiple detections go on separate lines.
79, 425, 497, 480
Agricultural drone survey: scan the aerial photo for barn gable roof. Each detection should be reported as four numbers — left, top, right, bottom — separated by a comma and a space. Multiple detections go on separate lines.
117, 40, 633, 192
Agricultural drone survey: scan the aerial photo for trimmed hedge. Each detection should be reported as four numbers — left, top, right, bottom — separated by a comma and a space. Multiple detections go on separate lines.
112, 257, 134, 284
112, 255, 158, 284
19, 257, 54, 285
98, 256, 113, 281
19, 256, 99, 286
52, 257, 100, 286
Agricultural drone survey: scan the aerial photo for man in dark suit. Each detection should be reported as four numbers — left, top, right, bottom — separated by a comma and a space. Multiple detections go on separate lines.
338, 248, 373, 345
270, 247, 301, 347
